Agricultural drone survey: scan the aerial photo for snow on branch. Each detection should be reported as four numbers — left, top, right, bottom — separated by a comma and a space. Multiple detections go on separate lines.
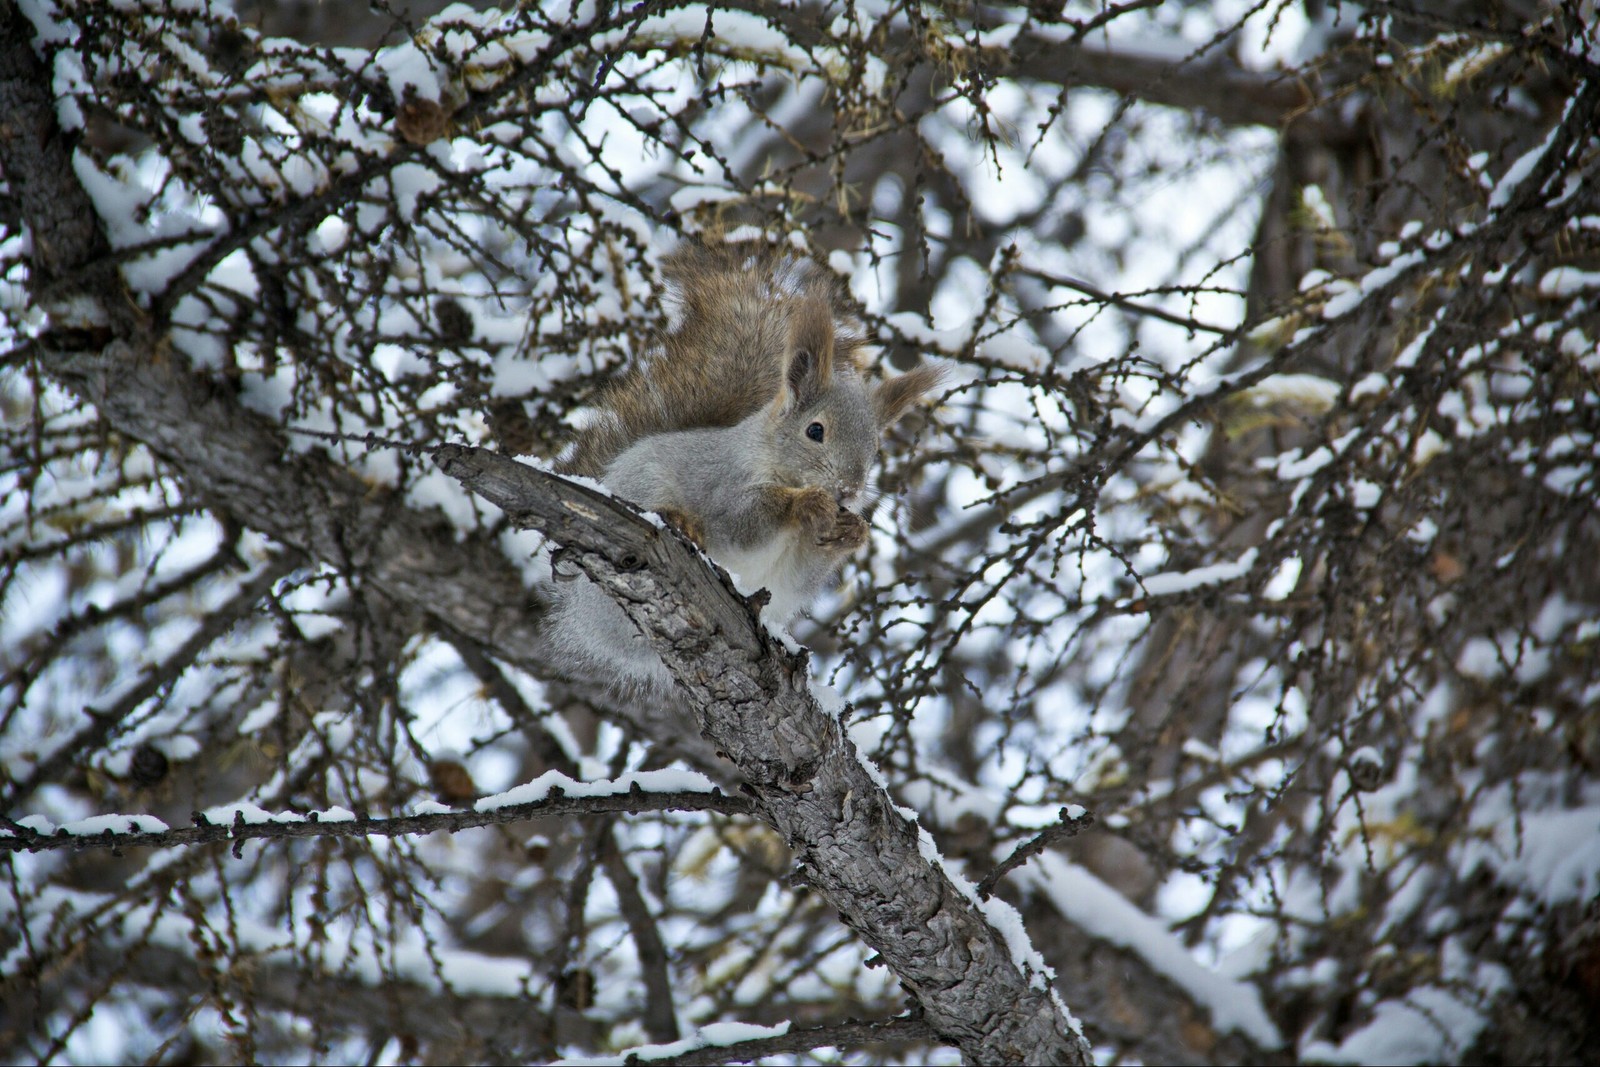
1024, 853, 1284, 1050
550, 1015, 937, 1066
2, 771, 755, 855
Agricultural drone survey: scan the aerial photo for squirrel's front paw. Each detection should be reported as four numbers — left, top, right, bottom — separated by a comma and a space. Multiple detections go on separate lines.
791, 487, 867, 550
819, 508, 869, 551
791, 487, 839, 537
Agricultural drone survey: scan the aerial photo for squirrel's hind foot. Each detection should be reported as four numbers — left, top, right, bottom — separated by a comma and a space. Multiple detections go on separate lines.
657, 507, 707, 549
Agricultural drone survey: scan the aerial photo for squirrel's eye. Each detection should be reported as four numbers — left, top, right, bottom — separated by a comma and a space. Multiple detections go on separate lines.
806, 422, 826, 442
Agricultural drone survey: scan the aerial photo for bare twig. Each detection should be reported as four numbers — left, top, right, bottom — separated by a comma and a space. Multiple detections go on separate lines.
976, 807, 1097, 900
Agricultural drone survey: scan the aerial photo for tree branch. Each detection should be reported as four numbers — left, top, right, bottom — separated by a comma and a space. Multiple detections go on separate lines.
1005, 34, 1318, 130
716, 0, 1320, 130
601, 831, 682, 1045
1, 5, 570, 697
1, 558, 296, 808
433, 443, 1092, 1065
614, 1013, 939, 1066
2, 937, 551, 1059
976, 806, 1097, 900
1, 784, 757, 855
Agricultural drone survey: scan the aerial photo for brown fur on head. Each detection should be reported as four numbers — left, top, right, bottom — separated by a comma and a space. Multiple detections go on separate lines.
558, 238, 942, 479
772, 295, 839, 413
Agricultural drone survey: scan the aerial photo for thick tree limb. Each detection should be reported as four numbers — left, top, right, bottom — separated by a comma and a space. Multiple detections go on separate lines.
33, 328, 553, 657
0, 3, 110, 294
1002, 34, 1318, 129
433, 443, 1092, 1066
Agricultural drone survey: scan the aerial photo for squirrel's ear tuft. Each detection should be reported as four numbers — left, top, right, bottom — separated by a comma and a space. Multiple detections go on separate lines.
874, 363, 946, 428
780, 299, 837, 407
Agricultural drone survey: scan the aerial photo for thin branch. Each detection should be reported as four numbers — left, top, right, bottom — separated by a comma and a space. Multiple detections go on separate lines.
2, 936, 550, 1056
1, 558, 296, 809
1022, 269, 1238, 338
623, 1013, 939, 1066
602, 831, 682, 1044
976, 807, 1097, 900
1, 786, 757, 855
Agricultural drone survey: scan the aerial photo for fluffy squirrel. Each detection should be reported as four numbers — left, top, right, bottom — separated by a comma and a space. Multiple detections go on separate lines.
546, 239, 943, 691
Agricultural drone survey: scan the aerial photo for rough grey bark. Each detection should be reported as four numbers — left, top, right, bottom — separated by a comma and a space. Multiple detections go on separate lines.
435, 444, 1092, 1065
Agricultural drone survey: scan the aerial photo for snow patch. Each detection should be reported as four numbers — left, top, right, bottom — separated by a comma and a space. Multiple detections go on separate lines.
1024, 853, 1283, 1048
475, 768, 719, 811
1140, 548, 1258, 596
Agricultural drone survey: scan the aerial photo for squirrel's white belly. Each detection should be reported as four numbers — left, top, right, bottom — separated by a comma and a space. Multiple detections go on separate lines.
545, 529, 820, 693
712, 534, 815, 626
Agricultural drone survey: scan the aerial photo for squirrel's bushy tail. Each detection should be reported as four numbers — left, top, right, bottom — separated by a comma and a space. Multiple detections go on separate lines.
559, 239, 866, 478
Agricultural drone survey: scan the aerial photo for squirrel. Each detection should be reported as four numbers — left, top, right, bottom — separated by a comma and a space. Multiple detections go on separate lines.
545, 238, 944, 692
